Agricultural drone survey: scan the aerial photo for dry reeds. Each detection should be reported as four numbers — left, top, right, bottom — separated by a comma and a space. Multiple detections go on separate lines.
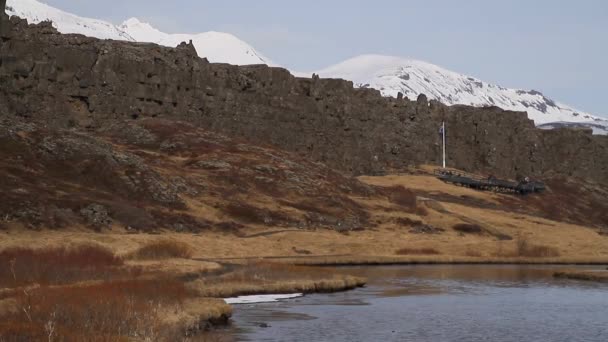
493, 237, 560, 258
0, 244, 123, 288
515, 238, 560, 258
0, 244, 230, 341
0, 278, 189, 341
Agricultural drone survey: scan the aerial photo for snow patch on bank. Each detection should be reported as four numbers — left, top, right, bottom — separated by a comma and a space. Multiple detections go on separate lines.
224, 293, 303, 305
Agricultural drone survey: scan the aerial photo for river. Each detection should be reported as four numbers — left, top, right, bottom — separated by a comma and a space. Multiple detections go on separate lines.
228, 265, 608, 342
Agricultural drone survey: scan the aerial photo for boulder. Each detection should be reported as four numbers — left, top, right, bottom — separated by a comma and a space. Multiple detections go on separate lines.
80, 204, 112, 230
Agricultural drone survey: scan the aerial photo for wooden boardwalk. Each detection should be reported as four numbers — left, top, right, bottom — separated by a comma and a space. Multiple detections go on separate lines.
434, 169, 545, 195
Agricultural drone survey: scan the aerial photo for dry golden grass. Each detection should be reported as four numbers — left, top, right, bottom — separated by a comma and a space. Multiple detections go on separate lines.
0, 244, 231, 341
187, 261, 365, 298
464, 249, 483, 258
0, 276, 191, 341
2, 166, 607, 265
493, 237, 561, 258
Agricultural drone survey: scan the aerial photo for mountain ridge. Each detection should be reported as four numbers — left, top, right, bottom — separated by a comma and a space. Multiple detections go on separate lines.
315, 54, 608, 133
5, 0, 608, 134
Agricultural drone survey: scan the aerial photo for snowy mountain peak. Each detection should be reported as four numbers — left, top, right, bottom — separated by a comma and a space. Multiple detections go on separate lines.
118, 18, 276, 66
317, 55, 608, 134
6, 0, 134, 41
121, 17, 146, 27
7, 1, 273, 66
118, 17, 165, 41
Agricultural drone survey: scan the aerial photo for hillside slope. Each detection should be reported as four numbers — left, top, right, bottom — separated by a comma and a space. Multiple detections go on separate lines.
0, 117, 376, 233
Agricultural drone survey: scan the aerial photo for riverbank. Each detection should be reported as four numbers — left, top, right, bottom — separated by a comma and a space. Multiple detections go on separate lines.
252, 255, 608, 266
0, 242, 366, 341
1, 237, 607, 340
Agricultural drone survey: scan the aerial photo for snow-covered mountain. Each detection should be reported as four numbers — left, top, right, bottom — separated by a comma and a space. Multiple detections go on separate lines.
119, 18, 274, 66
316, 55, 608, 134
5, 0, 608, 134
6, 0, 134, 41
5, 0, 272, 66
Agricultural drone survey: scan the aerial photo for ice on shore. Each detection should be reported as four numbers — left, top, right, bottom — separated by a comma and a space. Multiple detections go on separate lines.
224, 293, 303, 304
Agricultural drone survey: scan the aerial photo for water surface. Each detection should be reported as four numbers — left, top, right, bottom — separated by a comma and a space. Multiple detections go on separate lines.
230, 265, 608, 342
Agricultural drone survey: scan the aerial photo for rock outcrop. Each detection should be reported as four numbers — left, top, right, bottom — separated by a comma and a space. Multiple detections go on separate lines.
0, 18, 606, 183
0, 0, 9, 37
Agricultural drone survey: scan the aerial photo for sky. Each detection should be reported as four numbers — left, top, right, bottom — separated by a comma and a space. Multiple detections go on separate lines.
41, 0, 608, 116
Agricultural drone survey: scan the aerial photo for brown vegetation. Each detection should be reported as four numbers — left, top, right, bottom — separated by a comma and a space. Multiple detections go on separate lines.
0, 243, 366, 341
515, 238, 561, 258
0, 244, 123, 288
395, 247, 441, 256
464, 249, 483, 258
493, 237, 561, 258
498, 178, 608, 228
382, 186, 418, 210
129, 240, 194, 260
395, 217, 423, 226
188, 261, 366, 298
0, 278, 190, 341
453, 223, 484, 234
0, 118, 378, 234
0, 243, 240, 341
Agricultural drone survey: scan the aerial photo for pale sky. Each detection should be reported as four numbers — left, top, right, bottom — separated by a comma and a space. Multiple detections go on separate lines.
42, 0, 608, 116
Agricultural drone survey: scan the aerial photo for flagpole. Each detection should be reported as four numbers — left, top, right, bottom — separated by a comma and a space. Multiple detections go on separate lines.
442, 121, 446, 169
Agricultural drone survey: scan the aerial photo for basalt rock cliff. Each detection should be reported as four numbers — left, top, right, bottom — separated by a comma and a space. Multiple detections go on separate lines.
1, 16, 606, 183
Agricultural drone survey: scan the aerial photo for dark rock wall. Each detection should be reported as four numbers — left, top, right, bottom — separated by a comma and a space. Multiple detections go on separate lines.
0, 0, 8, 36
1, 18, 606, 183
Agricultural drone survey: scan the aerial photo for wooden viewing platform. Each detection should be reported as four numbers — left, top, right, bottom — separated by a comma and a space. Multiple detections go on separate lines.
434, 169, 545, 195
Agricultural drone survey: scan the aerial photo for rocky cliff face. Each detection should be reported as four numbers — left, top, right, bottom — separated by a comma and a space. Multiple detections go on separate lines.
1, 17, 606, 183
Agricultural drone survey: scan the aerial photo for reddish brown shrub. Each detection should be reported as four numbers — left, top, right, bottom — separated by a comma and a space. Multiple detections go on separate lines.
130, 240, 193, 260
0, 245, 123, 288
0, 278, 188, 341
